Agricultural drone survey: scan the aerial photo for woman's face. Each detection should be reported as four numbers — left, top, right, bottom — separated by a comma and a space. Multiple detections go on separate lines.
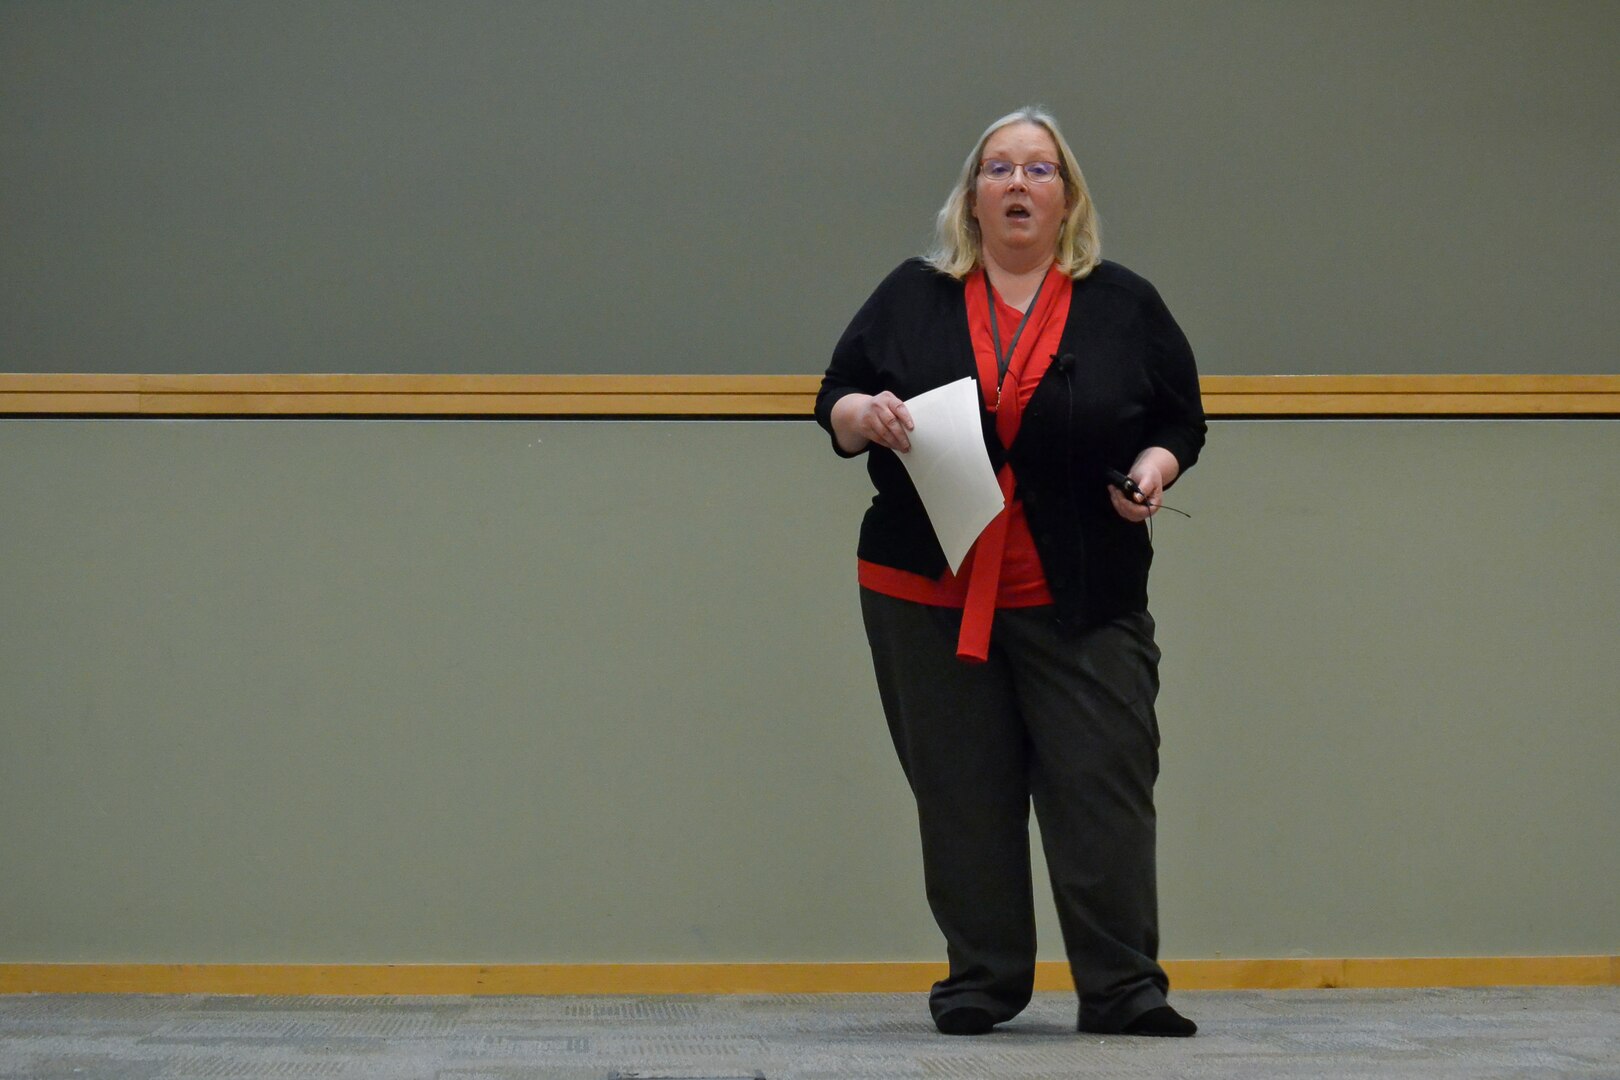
971, 122, 1070, 264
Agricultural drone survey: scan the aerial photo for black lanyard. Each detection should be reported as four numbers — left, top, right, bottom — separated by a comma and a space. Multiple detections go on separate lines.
985, 269, 1047, 391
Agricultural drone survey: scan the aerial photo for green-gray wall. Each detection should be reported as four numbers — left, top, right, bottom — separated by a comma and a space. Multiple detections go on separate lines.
3, 417, 1616, 962
4, 1, 1616, 376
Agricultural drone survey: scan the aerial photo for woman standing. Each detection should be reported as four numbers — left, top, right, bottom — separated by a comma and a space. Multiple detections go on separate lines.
816, 108, 1205, 1037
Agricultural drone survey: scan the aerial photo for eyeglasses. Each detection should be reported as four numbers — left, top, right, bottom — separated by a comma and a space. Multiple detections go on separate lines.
979, 159, 1061, 184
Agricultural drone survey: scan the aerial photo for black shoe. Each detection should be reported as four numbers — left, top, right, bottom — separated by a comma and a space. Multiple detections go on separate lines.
935, 1005, 996, 1036
1080, 1004, 1197, 1037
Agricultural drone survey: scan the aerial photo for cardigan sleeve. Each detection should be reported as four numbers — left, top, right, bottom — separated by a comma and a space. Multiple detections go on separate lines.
815, 263, 906, 458
815, 321, 873, 458
1136, 279, 1207, 482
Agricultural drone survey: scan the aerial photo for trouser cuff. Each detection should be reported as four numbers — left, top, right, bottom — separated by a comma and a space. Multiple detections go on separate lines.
1078, 979, 1169, 1033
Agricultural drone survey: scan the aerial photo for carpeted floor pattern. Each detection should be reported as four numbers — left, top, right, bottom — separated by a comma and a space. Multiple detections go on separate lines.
1, 987, 1616, 1079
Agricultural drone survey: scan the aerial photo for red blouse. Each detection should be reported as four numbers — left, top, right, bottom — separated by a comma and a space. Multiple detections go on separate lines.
859, 264, 1074, 656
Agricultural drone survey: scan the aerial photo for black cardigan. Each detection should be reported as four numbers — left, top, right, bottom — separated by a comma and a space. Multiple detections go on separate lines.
816, 257, 1207, 632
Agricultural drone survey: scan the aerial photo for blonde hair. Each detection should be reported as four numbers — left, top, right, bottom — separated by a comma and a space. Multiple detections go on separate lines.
924, 107, 1102, 280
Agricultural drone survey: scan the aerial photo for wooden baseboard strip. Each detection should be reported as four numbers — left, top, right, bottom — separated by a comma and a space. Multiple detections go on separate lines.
2, 374, 1618, 418
1, 957, 1613, 995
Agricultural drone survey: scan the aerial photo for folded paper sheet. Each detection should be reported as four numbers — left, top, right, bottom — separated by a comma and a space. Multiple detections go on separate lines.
897, 377, 1006, 574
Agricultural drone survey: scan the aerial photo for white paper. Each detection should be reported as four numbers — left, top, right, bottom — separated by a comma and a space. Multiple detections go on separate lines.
897, 377, 1005, 574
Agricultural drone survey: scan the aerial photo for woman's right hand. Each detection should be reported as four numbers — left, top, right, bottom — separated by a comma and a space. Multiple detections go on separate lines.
829, 392, 914, 455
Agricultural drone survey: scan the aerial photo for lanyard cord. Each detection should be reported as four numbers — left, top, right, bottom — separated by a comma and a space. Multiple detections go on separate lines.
984, 268, 1048, 396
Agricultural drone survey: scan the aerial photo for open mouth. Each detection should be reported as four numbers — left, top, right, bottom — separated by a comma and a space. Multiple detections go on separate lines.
1006, 204, 1031, 219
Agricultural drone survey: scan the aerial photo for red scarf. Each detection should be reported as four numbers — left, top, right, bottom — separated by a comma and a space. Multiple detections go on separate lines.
956, 263, 1073, 662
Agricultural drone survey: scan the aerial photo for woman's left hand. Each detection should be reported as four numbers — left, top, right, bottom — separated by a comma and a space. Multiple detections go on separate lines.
1109, 448, 1180, 522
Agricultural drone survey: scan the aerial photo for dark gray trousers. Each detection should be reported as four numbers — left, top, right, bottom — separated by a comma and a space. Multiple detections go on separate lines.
860, 589, 1170, 1031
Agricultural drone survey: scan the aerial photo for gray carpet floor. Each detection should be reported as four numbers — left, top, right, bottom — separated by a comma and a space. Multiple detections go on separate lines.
1, 988, 1616, 1079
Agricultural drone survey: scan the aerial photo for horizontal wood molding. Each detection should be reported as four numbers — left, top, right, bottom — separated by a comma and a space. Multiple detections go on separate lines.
2, 374, 1618, 418
2, 957, 1614, 995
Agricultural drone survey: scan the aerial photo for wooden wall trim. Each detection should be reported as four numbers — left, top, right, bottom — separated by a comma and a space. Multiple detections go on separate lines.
2, 374, 1618, 418
1, 957, 1614, 995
